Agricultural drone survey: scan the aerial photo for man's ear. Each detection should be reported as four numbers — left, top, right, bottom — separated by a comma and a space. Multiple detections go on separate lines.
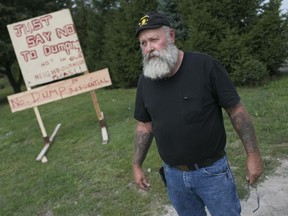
169, 29, 176, 43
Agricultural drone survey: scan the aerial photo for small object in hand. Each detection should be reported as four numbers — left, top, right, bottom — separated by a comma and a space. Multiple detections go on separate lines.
245, 177, 260, 213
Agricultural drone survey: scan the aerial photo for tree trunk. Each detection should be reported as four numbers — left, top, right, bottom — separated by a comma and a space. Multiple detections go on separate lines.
4, 63, 23, 93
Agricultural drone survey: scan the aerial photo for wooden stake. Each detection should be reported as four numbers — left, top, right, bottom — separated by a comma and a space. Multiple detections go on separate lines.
26, 87, 61, 162
36, 123, 61, 161
84, 71, 109, 144
33, 106, 48, 137
27, 86, 50, 163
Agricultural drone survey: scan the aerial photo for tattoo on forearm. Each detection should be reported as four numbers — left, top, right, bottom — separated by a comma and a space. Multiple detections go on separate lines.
231, 112, 259, 153
133, 131, 153, 165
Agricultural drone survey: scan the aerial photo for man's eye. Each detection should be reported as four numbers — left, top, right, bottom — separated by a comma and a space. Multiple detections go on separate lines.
151, 38, 158, 42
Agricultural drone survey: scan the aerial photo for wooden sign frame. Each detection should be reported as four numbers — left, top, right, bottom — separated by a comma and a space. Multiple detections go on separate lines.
7, 9, 112, 162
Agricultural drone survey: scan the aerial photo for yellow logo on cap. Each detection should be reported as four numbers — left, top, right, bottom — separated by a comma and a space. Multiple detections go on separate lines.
139, 15, 149, 27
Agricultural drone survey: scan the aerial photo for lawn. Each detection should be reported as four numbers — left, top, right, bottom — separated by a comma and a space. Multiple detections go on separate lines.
0, 74, 288, 215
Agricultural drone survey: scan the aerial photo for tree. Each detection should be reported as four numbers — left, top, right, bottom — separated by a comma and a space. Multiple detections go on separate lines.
177, 0, 288, 85
248, 0, 288, 74
84, 0, 120, 71
157, 0, 188, 48
178, 0, 229, 55
0, 0, 65, 93
101, 0, 158, 88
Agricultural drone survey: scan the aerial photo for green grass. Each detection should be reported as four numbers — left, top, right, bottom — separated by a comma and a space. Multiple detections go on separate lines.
1, 74, 288, 215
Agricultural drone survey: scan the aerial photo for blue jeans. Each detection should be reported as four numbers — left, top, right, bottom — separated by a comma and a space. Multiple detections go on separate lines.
163, 156, 241, 216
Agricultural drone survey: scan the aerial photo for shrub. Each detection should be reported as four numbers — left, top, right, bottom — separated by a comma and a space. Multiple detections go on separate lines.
231, 58, 269, 86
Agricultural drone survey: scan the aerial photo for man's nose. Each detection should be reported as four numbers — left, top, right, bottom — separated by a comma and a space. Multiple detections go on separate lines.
146, 42, 155, 53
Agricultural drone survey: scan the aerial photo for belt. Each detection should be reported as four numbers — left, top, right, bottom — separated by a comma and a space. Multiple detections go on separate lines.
172, 150, 225, 171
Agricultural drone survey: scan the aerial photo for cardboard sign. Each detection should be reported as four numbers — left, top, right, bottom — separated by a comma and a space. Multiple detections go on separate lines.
8, 69, 111, 112
7, 9, 87, 87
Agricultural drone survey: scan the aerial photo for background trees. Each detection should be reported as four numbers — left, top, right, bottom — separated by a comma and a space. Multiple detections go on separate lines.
1, 0, 288, 91
0, 0, 67, 92
101, 0, 158, 88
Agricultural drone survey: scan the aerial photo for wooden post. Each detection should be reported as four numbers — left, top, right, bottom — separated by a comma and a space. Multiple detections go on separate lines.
36, 123, 61, 161
26, 87, 61, 163
85, 71, 109, 144
33, 106, 49, 163
26, 86, 48, 163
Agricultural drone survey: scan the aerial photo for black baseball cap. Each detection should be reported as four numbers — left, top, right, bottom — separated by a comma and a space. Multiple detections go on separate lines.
136, 12, 171, 37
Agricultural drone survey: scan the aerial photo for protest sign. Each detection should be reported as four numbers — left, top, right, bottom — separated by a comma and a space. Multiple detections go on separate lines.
7, 9, 87, 87
6, 9, 111, 161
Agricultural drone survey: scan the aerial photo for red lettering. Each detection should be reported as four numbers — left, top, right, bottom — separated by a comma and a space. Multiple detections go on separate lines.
40, 15, 52, 26
31, 92, 40, 102
34, 34, 45, 46
42, 31, 52, 41
43, 41, 80, 56
55, 24, 76, 38
26, 35, 36, 47
20, 50, 38, 62
26, 32, 51, 48
31, 19, 42, 30
11, 15, 52, 37
58, 87, 66, 98
10, 98, 24, 108
13, 24, 24, 37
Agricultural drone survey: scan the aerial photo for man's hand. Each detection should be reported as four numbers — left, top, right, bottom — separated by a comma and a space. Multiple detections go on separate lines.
246, 151, 263, 185
133, 164, 151, 191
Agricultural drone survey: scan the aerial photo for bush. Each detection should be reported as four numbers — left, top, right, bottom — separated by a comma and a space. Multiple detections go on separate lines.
231, 58, 269, 86
0, 77, 6, 89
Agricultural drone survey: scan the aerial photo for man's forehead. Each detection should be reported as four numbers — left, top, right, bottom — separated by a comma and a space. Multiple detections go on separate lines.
138, 27, 165, 40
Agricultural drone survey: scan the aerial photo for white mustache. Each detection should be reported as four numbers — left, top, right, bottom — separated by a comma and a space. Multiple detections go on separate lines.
145, 51, 162, 61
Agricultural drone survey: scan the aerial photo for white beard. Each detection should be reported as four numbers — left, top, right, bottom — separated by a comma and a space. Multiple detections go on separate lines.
142, 43, 179, 80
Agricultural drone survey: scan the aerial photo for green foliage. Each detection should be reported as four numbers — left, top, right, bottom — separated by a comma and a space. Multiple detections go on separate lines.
178, 0, 227, 54
157, 0, 188, 47
248, 0, 288, 74
82, 0, 120, 72
232, 58, 269, 86
177, 0, 288, 85
101, 0, 158, 88
0, 0, 65, 92
216, 28, 251, 73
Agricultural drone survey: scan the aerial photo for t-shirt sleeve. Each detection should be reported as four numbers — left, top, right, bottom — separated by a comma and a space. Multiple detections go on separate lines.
134, 76, 152, 122
211, 60, 240, 108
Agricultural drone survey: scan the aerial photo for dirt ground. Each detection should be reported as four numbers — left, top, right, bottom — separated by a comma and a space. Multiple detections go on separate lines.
162, 159, 288, 216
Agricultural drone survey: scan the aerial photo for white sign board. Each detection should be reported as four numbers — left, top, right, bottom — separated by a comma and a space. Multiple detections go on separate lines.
7, 9, 87, 87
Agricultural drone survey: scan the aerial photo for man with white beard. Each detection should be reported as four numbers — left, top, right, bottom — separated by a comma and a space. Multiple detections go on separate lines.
132, 12, 263, 216
142, 36, 178, 80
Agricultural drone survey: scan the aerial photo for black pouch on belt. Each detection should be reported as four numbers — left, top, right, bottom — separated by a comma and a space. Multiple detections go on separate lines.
159, 166, 167, 187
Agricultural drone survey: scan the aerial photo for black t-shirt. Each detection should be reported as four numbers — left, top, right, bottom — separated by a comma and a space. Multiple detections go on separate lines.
134, 52, 240, 165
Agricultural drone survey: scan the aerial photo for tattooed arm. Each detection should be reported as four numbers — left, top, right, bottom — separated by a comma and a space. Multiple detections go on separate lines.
132, 121, 153, 190
225, 102, 263, 185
